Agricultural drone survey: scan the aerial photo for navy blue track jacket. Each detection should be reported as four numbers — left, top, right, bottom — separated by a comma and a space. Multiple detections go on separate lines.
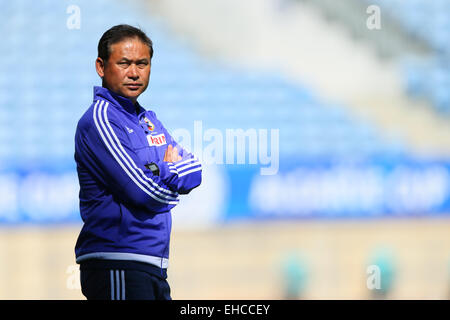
74, 86, 202, 268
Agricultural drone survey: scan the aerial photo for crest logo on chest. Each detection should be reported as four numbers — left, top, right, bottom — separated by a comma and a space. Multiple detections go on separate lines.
143, 117, 155, 131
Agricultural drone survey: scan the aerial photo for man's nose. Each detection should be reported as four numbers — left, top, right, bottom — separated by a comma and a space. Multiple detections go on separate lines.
127, 64, 139, 80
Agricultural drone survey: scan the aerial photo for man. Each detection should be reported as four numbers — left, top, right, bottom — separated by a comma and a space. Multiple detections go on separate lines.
74, 24, 202, 300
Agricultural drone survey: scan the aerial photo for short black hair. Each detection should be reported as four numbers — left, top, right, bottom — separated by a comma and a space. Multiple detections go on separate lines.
98, 24, 153, 62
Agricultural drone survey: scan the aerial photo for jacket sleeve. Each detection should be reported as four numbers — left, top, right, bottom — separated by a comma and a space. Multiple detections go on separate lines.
151, 113, 202, 195
75, 105, 179, 213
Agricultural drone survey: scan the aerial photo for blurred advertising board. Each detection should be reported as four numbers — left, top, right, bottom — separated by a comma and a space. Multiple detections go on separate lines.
0, 157, 449, 224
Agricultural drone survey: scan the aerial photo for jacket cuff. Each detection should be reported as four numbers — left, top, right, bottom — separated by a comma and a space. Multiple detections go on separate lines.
158, 161, 179, 188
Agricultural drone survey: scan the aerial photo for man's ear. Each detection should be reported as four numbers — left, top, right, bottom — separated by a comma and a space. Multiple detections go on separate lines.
95, 57, 105, 78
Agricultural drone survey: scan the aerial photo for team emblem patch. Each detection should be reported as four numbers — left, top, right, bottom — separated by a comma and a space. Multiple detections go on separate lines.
143, 117, 155, 131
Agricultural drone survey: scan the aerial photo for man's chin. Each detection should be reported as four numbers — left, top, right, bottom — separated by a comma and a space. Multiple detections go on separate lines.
121, 88, 143, 101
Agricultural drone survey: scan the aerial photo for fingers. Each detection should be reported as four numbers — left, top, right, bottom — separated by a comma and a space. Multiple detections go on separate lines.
171, 146, 182, 162
172, 146, 178, 161
168, 145, 173, 162
163, 145, 170, 162
163, 144, 181, 162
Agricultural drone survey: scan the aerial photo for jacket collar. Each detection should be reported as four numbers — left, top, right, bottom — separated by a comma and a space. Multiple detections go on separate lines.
93, 86, 146, 115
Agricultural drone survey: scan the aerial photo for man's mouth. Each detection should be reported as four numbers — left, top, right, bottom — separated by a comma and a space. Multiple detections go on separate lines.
124, 83, 142, 90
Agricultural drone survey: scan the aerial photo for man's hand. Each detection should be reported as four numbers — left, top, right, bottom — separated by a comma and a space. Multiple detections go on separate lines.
163, 144, 182, 163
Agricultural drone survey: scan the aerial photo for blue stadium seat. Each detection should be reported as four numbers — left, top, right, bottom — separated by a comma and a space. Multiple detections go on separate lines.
371, 0, 450, 114
0, 0, 408, 169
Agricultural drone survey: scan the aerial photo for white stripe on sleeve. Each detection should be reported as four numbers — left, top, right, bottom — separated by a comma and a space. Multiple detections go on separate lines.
173, 157, 198, 169
178, 166, 202, 178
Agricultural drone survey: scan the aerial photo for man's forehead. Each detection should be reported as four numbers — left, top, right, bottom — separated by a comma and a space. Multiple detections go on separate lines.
110, 38, 151, 59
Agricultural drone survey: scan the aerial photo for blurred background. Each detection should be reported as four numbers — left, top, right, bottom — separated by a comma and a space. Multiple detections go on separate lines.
0, 0, 449, 299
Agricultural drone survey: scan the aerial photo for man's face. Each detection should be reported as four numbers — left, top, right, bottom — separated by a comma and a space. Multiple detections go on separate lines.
96, 37, 151, 104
